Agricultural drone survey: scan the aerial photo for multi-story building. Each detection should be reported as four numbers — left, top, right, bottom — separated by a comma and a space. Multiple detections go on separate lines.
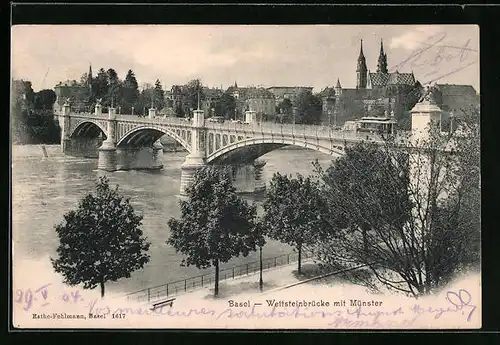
54, 80, 90, 113
266, 86, 314, 106
226, 83, 276, 120
54, 65, 93, 113
201, 87, 224, 117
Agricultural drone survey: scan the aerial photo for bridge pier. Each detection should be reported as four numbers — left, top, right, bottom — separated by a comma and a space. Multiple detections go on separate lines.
229, 160, 266, 194
116, 141, 164, 171
59, 102, 71, 154
64, 136, 103, 158
98, 141, 117, 171
151, 140, 164, 170
180, 157, 206, 196
98, 107, 118, 172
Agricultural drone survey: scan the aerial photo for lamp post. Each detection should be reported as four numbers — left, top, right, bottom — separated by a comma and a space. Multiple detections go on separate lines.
259, 245, 263, 292
449, 111, 455, 134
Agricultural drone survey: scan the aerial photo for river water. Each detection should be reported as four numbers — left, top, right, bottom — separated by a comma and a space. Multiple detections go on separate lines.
11, 144, 334, 295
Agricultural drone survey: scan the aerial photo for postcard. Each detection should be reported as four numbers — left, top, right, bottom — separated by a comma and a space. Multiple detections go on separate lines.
11, 24, 480, 329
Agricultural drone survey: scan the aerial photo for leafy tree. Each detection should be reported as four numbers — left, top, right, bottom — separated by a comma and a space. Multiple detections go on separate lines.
184, 79, 205, 114
261, 173, 329, 274
214, 92, 236, 119
51, 176, 151, 298
121, 69, 140, 114
167, 166, 260, 297
106, 68, 122, 108
153, 79, 165, 111
93, 68, 109, 102
276, 98, 293, 123
34, 89, 57, 110
314, 110, 480, 296
174, 104, 185, 118
293, 90, 323, 125
23, 109, 61, 144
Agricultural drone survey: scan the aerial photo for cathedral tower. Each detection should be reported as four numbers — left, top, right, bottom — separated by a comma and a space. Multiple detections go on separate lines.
335, 78, 343, 96
377, 39, 388, 74
356, 40, 367, 89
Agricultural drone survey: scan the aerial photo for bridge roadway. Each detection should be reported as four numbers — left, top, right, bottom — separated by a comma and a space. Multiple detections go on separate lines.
63, 111, 388, 161
57, 107, 415, 195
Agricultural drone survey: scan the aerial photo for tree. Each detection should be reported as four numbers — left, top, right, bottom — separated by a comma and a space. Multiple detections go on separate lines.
93, 68, 109, 102
121, 69, 140, 114
34, 89, 57, 110
51, 177, 151, 298
167, 166, 260, 297
174, 104, 185, 118
153, 79, 165, 111
293, 90, 323, 125
214, 92, 236, 119
314, 109, 480, 296
261, 173, 329, 274
106, 68, 121, 108
276, 98, 293, 123
184, 79, 205, 114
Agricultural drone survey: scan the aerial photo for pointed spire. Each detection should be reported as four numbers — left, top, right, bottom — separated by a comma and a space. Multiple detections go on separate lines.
336, 78, 342, 89
377, 38, 388, 74
358, 39, 365, 59
87, 64, 93, 90
356, 39, 368, 89
234, 80, 238, 88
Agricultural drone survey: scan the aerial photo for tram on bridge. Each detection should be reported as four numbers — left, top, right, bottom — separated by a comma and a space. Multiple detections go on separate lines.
356, 116, 397, 135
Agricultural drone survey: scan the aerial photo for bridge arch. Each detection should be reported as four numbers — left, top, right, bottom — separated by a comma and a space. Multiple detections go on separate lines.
206, 137, 346, 165
116, 125, 191, 151
70, 120, 107, 139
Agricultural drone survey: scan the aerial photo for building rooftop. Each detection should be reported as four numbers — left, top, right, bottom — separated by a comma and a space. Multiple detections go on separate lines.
435, 84, 479, 115
368, 71, 415, 87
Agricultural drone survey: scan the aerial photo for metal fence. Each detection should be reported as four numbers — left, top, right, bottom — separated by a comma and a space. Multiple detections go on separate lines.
125, 250, 314, 303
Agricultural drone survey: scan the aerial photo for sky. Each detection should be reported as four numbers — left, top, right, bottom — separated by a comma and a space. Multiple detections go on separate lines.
11, 25, 479, 93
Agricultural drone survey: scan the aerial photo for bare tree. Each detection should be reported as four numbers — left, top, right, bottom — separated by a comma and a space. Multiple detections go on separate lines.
313, 107, 480, 297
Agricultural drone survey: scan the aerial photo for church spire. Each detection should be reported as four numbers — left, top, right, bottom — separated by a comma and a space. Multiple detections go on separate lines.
87, 64, 93, 90
356, 39, 367, 89
335, 78, 342, 97
377, 39, 388, 74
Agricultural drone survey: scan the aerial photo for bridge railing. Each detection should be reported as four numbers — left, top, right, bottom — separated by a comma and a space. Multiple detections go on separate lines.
68, 112, 409, 144
206, 121, 387, 141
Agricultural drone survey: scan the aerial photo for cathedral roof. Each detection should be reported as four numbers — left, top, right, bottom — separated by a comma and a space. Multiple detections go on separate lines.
368, 73, 390, 87
387, 71, 415, 85
368, 71, 415, 87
